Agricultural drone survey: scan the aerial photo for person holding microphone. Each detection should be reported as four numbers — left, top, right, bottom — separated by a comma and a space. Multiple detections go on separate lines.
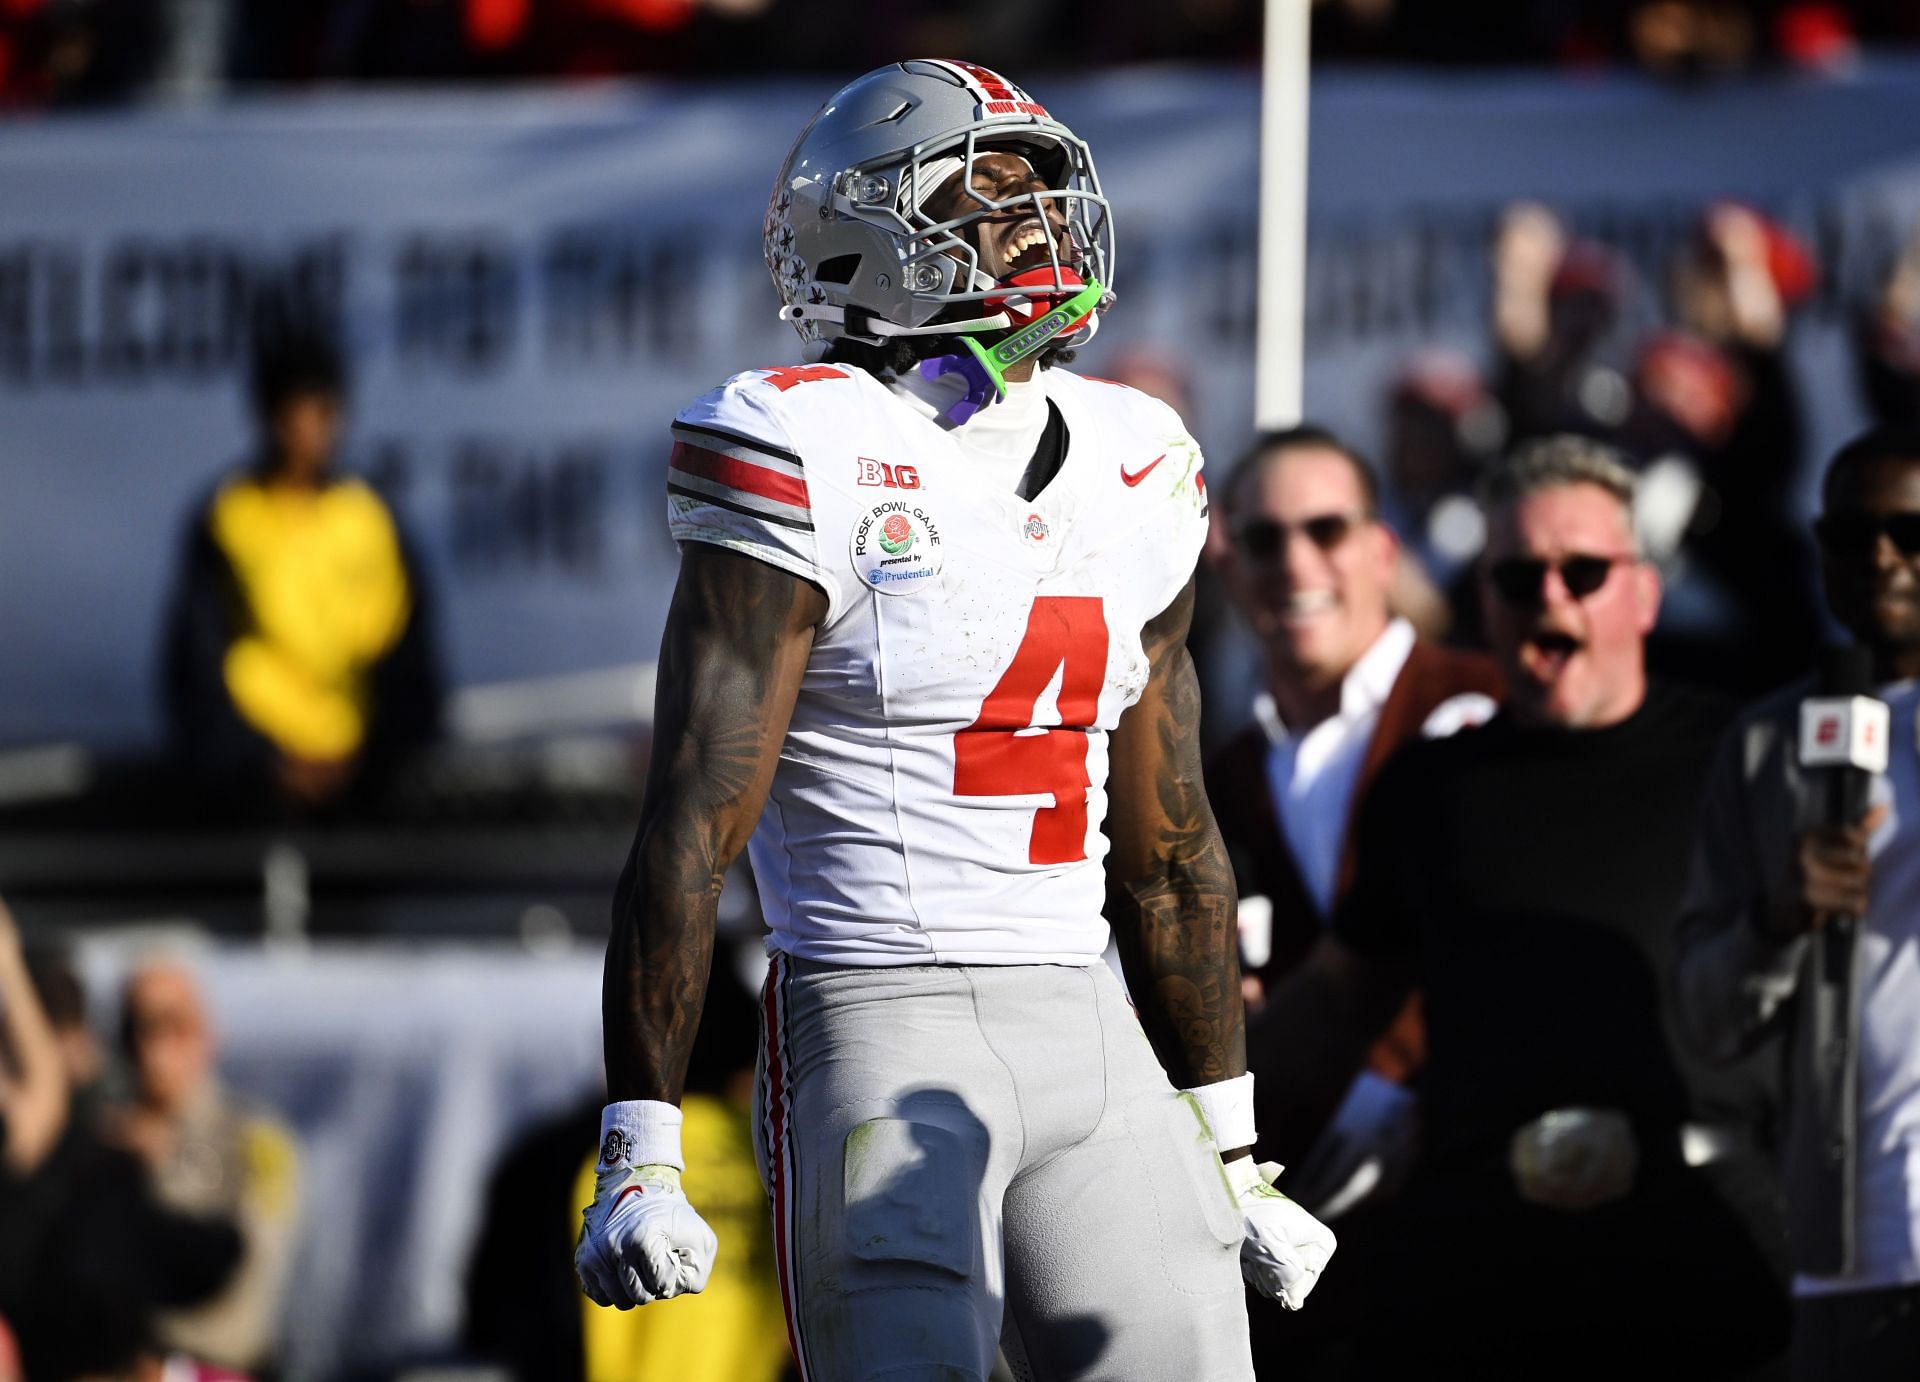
1679, 424, 1920, 1380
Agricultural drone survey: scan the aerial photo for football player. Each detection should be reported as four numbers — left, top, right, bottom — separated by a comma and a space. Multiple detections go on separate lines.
575, 60, 1335, 1380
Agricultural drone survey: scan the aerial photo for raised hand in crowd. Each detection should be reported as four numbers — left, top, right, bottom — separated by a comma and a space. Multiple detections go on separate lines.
0, 897, 67, 1178
1694, 201, 1788, 350
1492, 201, 1567, 364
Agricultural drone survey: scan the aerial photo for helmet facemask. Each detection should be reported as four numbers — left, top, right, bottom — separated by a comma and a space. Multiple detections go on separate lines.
879, 127, 1112, 338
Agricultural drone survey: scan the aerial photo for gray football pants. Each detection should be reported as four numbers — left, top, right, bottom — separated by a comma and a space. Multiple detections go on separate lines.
753, 953, 1254, 1382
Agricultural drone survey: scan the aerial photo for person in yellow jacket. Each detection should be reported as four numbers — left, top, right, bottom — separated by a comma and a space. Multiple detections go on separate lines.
162, 321, 441, 818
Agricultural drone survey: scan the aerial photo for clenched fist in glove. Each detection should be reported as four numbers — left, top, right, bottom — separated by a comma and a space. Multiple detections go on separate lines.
1228, 1156, 1336, 1310
1183, 1072, 1337, 1311
575, 1101, 718, 1309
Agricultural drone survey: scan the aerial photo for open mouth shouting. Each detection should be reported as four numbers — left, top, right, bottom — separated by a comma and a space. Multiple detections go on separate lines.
1519, 628, 1581, 685
989, 213, 1072, 278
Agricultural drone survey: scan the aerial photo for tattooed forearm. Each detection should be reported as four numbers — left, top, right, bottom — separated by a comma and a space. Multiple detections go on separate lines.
1106, 581, 1245, 1093
604, 545, 823, 1103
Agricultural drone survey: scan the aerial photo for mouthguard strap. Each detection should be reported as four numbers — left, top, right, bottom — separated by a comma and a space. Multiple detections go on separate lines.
958, 277, 1104, 401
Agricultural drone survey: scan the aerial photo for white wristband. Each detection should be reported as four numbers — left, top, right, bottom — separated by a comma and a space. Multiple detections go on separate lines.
1183, 1072, 1257, 1153
598, 1099, 684, 1171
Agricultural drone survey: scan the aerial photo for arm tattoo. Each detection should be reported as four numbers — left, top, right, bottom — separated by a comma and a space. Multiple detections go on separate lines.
603, 545, 822, 1103
1107, 581, 1245, 1091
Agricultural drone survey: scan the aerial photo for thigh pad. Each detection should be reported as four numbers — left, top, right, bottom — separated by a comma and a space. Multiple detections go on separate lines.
843, 1116, 986, 1280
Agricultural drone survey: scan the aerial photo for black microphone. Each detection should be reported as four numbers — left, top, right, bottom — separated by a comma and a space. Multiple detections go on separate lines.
1798, 645, 1889, 974
1800, 644, 1887, 831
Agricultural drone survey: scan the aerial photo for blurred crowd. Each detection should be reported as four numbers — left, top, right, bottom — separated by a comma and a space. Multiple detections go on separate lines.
1179, 196, 1920, 712
1159, 190, 1920, 1380
0, 903, 299, 1381
3, 0, 1920, 108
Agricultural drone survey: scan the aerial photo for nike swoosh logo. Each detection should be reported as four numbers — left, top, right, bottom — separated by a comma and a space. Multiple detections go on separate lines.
1120, 454, 1166, 487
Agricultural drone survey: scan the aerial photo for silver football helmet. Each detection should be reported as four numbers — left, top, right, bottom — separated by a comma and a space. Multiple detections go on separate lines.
765, 59, 1114, 351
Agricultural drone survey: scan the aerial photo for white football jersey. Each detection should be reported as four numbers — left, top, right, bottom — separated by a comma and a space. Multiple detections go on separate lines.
666, 363, 1209, 965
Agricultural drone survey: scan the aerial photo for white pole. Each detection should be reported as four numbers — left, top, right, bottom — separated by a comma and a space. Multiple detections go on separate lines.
1255, 0, 1311, 430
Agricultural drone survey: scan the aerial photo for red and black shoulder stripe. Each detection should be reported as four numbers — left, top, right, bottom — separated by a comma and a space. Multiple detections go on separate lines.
667, 420, 812, 533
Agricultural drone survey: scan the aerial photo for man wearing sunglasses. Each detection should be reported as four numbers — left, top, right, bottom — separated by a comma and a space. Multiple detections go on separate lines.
1680, 426, 1920, 1381
1250, 434, 1787, 1376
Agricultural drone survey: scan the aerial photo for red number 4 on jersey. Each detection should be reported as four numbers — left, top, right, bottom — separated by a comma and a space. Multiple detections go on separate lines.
953, 596, 1108, 865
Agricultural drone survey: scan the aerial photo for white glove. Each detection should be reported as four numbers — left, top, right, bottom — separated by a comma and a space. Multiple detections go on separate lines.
574, 1102, 718, 1309
1227, 1155, 1336, 1310
576, 1162, 718, 1308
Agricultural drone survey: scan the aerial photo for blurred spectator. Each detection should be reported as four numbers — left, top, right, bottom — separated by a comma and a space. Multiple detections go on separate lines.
1773, 0, 1862, 70
0, 899, 68, 1182
1651, 202, 1822, 695
1679, 426, 1920, 1380
1489, 198, 1823, 698
1854, 217, 1920, 428
162, 322, 442, 821
1624, 0, 1760, 76
0, 0, 163, 108
108, 958, 300, 1375
1251, 435, 1786, 1377
1, 933, 242, 1382
4, 0, 1916, 96
1204, 427, 1498, 1374
1492, 203, 1631, 448
569, 941, 786, 1382
466, 1094, 601, 1382
23, 950, 105, 1122
1382, 350, 1507, 591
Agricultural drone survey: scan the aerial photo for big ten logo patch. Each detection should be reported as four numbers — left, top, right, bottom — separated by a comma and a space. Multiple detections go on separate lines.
856, 458, 921, 490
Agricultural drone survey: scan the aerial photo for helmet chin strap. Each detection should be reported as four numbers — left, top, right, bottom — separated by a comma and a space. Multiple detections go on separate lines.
916, 277, 1105, 427
778, 303, 1021, 339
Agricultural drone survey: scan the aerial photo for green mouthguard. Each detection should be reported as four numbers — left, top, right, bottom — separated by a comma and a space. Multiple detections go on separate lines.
960, 278, 1105, 400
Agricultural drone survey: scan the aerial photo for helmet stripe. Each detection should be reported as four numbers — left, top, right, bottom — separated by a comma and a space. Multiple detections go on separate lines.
922, 58, 993, 105
922, 58, 1048, 118
949, 60, 1016, 103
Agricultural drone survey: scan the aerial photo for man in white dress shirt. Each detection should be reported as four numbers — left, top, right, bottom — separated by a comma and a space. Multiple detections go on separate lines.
1210, 426, 1498, 1200
1205, 426, 1498, 1371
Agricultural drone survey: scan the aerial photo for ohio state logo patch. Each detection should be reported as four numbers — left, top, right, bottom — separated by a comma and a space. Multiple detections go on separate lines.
601, 1128, 633, 1168
1024, 513, 1049, 541
852, 502, 944, 595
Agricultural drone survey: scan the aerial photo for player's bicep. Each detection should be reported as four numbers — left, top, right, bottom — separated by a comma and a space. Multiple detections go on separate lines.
641, 542, 827, 861
1106, 580, 1213, 880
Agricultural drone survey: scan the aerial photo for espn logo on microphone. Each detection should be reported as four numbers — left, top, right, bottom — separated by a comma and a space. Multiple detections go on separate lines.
1798, 696, 1892, 773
